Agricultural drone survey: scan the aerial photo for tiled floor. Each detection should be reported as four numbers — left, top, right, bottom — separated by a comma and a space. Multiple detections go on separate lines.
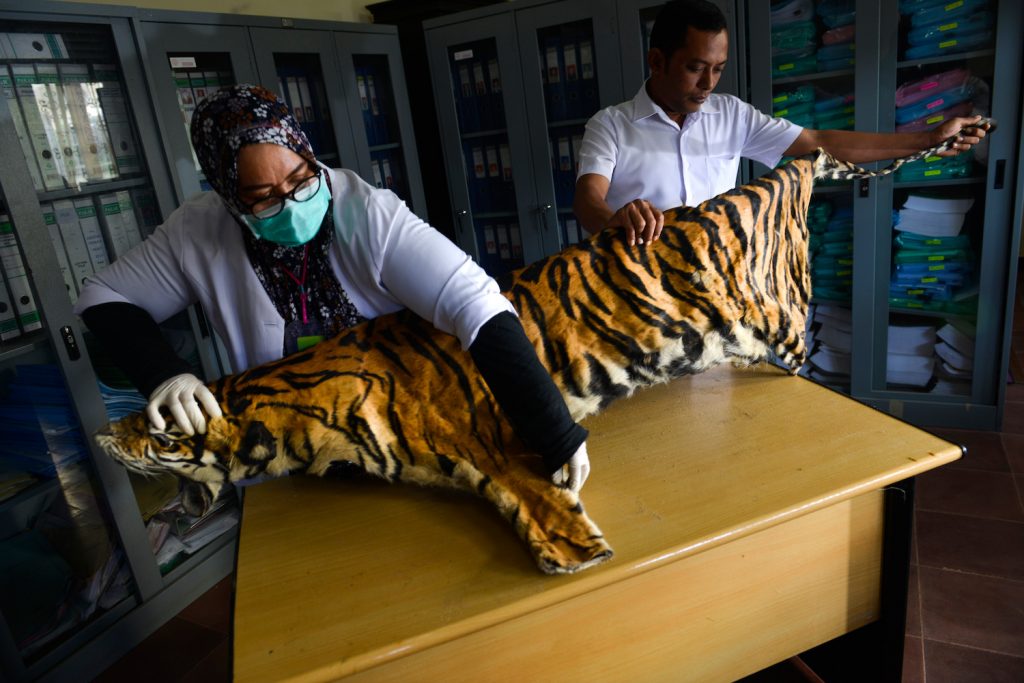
92, 275, 1024, 683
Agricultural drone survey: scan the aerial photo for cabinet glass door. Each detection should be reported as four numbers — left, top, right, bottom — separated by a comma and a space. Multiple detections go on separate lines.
334, 31, 427, 218
516, 0, 621, 255
618, 0, 742, 99
880, 0, 1007, 404
427, 13, 540, 278
0, 18, 154, 671
249, 27, 358, 177
757, 0, 861, 394
139, 21, 257, 201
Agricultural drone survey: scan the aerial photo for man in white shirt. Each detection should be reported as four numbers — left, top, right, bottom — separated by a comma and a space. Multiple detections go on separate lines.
573, 0, 989, 246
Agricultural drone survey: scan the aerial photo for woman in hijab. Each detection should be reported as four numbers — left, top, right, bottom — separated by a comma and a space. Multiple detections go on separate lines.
77, 84, 590, 492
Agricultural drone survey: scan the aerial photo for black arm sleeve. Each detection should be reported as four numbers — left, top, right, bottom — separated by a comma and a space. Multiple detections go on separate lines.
79, 302, 193, 398
469, 311, 587, 474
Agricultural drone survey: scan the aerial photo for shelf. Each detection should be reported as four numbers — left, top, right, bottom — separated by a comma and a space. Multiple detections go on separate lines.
773, 67, 855, 86
888, 305, 976, 322
461, 127, 507, 140
37, 176, 150, 203
0, 477, 60, 538
893, 177, 985, 189
547, 117, 589, 129
896, 49, 995, 70
472, 210, 517, 219
0, 328, 50, 363
812, 183, 854, 194
368, 142, 401, 152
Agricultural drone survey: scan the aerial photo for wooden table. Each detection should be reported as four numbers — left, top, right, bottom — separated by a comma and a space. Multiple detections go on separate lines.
233, 364, 960, 682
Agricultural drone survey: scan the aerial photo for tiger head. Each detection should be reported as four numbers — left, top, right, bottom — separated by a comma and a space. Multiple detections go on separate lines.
94, 412, 238, 515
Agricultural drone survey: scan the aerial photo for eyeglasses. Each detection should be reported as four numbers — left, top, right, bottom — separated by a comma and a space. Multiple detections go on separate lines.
244, 170, 322, 219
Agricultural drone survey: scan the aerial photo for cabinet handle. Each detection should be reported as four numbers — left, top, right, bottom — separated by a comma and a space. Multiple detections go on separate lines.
455, 209, 468, 234
535, 205, 552, 231
60, 325, 81, 361
993, 160, 1005, 190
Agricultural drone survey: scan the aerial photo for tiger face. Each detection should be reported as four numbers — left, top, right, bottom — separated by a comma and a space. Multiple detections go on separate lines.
95, 412, 230, 514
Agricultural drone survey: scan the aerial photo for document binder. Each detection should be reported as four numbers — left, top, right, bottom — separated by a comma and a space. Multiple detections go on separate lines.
0, 214, 43, 334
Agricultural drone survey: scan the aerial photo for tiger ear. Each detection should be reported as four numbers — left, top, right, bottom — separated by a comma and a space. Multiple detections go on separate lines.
204, 415, 234, 451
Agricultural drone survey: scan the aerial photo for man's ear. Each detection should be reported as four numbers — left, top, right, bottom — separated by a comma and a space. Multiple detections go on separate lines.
181, 479, 225, 517
647, 47, 666, 76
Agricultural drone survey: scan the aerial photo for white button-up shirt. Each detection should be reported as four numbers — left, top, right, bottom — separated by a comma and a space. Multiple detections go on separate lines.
576, 83, 803, 211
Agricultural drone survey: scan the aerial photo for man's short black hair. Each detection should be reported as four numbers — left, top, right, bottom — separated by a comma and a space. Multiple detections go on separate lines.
649, 0, 728, 60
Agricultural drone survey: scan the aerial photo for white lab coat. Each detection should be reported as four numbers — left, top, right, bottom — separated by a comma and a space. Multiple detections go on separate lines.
74, 167, 514, 372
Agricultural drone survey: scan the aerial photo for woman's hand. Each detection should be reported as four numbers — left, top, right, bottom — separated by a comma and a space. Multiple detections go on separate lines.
552, 442, 591, 493
146, 373, 223, 435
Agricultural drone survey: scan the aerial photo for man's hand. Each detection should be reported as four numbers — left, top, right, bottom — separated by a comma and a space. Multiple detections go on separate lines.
932, 115, 990, 157
606, 199, 664, 246
552, 442, 591, 493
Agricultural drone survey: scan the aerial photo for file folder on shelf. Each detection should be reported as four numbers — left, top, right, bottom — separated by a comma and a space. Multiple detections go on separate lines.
0, 214, 43, 335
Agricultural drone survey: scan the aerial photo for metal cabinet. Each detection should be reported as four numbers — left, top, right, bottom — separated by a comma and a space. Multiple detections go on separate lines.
138, 10, 425, 220
333, 28, 427, 220
747, 0, 1023, 430
0, 3, 235, 681
425, 0, 626, 275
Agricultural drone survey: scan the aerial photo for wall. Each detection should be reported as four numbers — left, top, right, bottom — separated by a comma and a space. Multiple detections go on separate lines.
62, 0, 374, 23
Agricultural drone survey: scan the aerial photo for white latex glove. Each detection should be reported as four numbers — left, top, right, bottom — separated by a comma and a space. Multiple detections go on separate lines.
146, 373, 222, 436
551, 442, 591, 493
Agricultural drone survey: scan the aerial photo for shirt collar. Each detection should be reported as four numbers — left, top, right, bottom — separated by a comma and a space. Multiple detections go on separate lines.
631, 80, 720, 125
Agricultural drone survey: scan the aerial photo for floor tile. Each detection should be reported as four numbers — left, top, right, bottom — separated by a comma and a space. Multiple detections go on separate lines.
918, 566, 1024, 656
928, 429, 1010, 472
1001, 401, 1024, 434
916, 511, 1024, 580
906, 564, 922, 636
177, 576, 234, 635
1003, 433, 1024, 474
923, 640, 1024, 683
902, 636, 924, 683
1005, 380, 1024, 403
93, 617, 225, 683
180, 638, 231, 683
916, 467, 1024, 521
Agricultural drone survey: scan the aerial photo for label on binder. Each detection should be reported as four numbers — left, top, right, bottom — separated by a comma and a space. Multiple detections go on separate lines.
486, 146, 500, 178
453, 49, 473, 61
473, 147, 486, 179
473, 62, 486, 95
488, 59, 501, 93
558, 138, 572, 172
566, 218, 580, 245
564, 44, 578, 81
546, 47, 560, 83
169, 56, 197, 69
496, 224, 511, 259
580, 41, 594, 79
483, 225, 497, 254
458, 64, 472, 98
366, 75, 379, 116
499, 144, 512, 181
509, 224, 522, 258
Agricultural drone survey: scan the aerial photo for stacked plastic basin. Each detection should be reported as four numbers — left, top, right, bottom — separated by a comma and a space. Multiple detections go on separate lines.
894, 68, 978, 181
807, 199, 854, 302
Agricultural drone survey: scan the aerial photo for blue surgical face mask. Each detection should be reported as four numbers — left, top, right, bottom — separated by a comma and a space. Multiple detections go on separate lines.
242, 171, 329, 247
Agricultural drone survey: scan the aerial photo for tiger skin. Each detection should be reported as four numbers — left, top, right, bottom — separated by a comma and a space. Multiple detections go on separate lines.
94, 120, 991, 574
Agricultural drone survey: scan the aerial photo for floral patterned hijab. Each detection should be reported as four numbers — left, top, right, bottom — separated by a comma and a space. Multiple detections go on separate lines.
190, 84, 317, 217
